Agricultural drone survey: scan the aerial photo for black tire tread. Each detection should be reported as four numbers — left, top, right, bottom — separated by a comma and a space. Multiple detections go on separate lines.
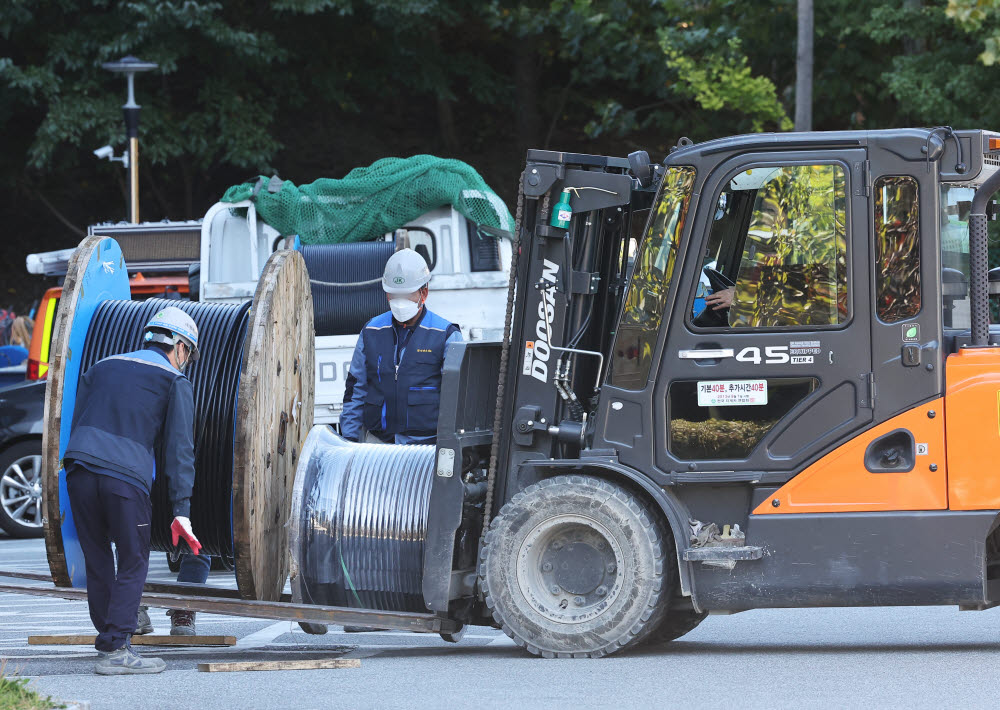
479, 475, 671, 659
644, 608, 708, 645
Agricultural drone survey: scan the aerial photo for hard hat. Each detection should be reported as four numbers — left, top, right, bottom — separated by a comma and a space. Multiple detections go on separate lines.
143, 306, 200, 361
382, 248, 431, 295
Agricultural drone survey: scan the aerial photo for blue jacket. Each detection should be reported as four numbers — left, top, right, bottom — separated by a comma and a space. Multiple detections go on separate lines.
64, 347, 196, 517
341, 308, 461, 444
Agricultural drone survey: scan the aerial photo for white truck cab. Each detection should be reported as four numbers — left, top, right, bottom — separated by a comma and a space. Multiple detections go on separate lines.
199, 201, 511, 426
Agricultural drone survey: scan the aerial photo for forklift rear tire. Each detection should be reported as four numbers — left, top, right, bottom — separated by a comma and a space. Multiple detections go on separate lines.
480, 475, 670, 658
643, 608, 707, 645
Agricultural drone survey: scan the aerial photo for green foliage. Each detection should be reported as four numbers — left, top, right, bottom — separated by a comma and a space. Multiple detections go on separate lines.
0, 662, 58, 710
662, 37, 792, 132
947, 0, 1000, 63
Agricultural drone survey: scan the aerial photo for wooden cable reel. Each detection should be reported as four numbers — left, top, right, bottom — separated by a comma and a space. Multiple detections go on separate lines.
42, 236, 314, 601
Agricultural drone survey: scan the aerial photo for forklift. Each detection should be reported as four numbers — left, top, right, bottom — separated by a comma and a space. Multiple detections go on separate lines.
406, 127, 1000, 658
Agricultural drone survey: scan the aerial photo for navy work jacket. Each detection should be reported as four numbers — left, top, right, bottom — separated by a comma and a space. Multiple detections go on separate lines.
64, 347, 196, 517
342, 308, 460, 443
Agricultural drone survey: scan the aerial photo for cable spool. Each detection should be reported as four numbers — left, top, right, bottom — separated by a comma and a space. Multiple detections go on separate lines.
42, 236, 314, 601
288, 426, 435, 613
301, 241, 394, 336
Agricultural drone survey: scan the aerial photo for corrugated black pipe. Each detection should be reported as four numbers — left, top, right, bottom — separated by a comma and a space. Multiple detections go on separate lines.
969, 169, 1000, 346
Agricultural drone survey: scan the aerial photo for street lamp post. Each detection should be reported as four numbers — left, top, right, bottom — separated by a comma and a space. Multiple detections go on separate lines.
101, 55, 158, 224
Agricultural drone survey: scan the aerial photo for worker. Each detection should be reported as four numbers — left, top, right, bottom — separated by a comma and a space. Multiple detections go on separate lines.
341, 248, 462, 445
64, 306, 203, 675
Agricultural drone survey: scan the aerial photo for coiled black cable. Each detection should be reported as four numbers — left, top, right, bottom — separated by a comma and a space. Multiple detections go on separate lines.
78, 297, 251, 557
292, 428, 435, 612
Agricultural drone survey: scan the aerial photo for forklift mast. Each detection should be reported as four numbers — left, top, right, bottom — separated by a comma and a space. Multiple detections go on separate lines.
492, 150, 658, 507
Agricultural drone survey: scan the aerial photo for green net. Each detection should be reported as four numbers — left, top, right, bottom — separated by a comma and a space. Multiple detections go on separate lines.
220, 155, 514, 245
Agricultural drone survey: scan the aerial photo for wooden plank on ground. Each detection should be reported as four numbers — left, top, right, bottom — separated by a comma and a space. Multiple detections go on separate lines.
198, 659, 360, 673
28, 634, 236, 647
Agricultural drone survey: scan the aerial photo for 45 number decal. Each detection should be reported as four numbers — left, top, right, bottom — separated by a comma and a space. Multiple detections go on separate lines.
736, 345, 789, 365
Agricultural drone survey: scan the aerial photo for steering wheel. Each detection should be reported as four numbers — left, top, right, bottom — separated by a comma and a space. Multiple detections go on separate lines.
703, 267, 735, 292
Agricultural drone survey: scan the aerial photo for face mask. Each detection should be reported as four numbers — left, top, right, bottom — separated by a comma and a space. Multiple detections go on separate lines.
389, 297, 421, 322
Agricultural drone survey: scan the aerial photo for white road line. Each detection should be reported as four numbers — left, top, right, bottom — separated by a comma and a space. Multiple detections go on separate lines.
234, 621, 295, 649
488, 634, 516, 646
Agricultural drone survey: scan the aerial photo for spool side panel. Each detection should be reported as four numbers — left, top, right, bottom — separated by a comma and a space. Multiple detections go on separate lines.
42, 237, 130, 587
233, 250, 314, 600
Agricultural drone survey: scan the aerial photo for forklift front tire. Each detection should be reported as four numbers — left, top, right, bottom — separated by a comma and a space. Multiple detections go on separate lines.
642, 608, 707, 646
480, 475, 671, 658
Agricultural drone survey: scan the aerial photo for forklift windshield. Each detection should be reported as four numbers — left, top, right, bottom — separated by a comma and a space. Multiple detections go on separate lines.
609, 167, 696, 390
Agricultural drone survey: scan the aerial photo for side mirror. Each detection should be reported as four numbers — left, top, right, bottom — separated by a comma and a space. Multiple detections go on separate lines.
628, 150, 653, 188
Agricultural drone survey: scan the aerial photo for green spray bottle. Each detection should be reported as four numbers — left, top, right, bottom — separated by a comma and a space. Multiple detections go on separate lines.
550, 188, 573, 229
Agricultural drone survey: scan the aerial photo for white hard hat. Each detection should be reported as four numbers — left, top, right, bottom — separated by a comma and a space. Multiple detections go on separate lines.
382, 248, 431, 295
143, 306, 200, 361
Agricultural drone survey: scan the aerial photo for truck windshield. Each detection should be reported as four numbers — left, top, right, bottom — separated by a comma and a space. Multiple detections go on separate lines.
609, 166, 696, 390
941, 184, 974, 330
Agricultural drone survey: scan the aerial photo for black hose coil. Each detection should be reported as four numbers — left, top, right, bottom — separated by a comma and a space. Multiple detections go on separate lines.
79, 297, 251, 557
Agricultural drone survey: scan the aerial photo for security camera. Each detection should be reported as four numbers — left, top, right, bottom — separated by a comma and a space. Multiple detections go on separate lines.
92, 145, 128, 168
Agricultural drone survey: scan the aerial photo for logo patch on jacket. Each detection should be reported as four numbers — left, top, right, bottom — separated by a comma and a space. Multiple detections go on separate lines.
416, 348, 433, 353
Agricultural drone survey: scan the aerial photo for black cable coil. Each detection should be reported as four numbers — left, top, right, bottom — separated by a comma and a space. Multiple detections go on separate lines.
302, 242, 395, 337
292, 428, 435, 612
78, 297, 251, 558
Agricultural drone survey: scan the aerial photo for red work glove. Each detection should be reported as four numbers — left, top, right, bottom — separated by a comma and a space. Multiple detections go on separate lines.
170, 516, 202, 556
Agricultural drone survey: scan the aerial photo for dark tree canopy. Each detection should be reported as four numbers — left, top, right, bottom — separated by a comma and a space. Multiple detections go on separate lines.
1, 0, 998, 308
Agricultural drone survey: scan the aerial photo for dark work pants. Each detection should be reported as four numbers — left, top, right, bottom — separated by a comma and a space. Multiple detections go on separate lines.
66, 466, 151, 652
177, 553, 211, 584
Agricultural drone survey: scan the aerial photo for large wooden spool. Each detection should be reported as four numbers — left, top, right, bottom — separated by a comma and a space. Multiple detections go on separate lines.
42, 237, 314, 601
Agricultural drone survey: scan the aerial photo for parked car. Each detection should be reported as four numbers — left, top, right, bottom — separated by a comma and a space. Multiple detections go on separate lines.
0, 380, 45, 537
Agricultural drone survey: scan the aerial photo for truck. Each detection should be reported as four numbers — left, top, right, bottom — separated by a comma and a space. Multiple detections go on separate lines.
198, 200, 512, 426
282, 127, 1000, 658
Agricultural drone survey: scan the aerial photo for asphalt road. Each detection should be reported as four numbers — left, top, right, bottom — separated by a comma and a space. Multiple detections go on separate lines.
2, 533, 1000, 710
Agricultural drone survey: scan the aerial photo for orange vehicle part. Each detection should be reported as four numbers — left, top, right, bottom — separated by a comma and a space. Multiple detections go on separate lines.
753, 399, 948, 514
27, 273, 188, 381
944, 347, 1000, 510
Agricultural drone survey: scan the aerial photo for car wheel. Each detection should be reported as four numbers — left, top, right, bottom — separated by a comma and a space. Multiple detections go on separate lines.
0, 440, 44, 538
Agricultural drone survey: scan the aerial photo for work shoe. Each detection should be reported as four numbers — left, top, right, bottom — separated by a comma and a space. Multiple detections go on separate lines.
94, 643, 165, 675
167, 609, 196, 636
135, 605, 154, 635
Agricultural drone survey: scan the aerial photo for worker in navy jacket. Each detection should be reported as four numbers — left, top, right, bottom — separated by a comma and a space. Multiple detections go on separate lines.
64, 306, 203, 675
341, 248, 461, 445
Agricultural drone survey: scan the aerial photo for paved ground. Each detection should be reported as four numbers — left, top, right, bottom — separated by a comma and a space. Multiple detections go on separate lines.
3, 533, 1000, 709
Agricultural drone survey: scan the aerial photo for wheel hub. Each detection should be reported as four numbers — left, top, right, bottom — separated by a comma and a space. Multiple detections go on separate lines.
516, 514, 624, 624
1, 454, 43, 529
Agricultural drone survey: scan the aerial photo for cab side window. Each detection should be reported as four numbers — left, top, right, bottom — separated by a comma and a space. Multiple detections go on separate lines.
874, 176, 920, 322
692, 164, 850, 329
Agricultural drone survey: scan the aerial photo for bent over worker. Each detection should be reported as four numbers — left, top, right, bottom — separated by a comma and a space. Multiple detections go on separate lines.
64, 306, 203, 675
341, 248, 462, 445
